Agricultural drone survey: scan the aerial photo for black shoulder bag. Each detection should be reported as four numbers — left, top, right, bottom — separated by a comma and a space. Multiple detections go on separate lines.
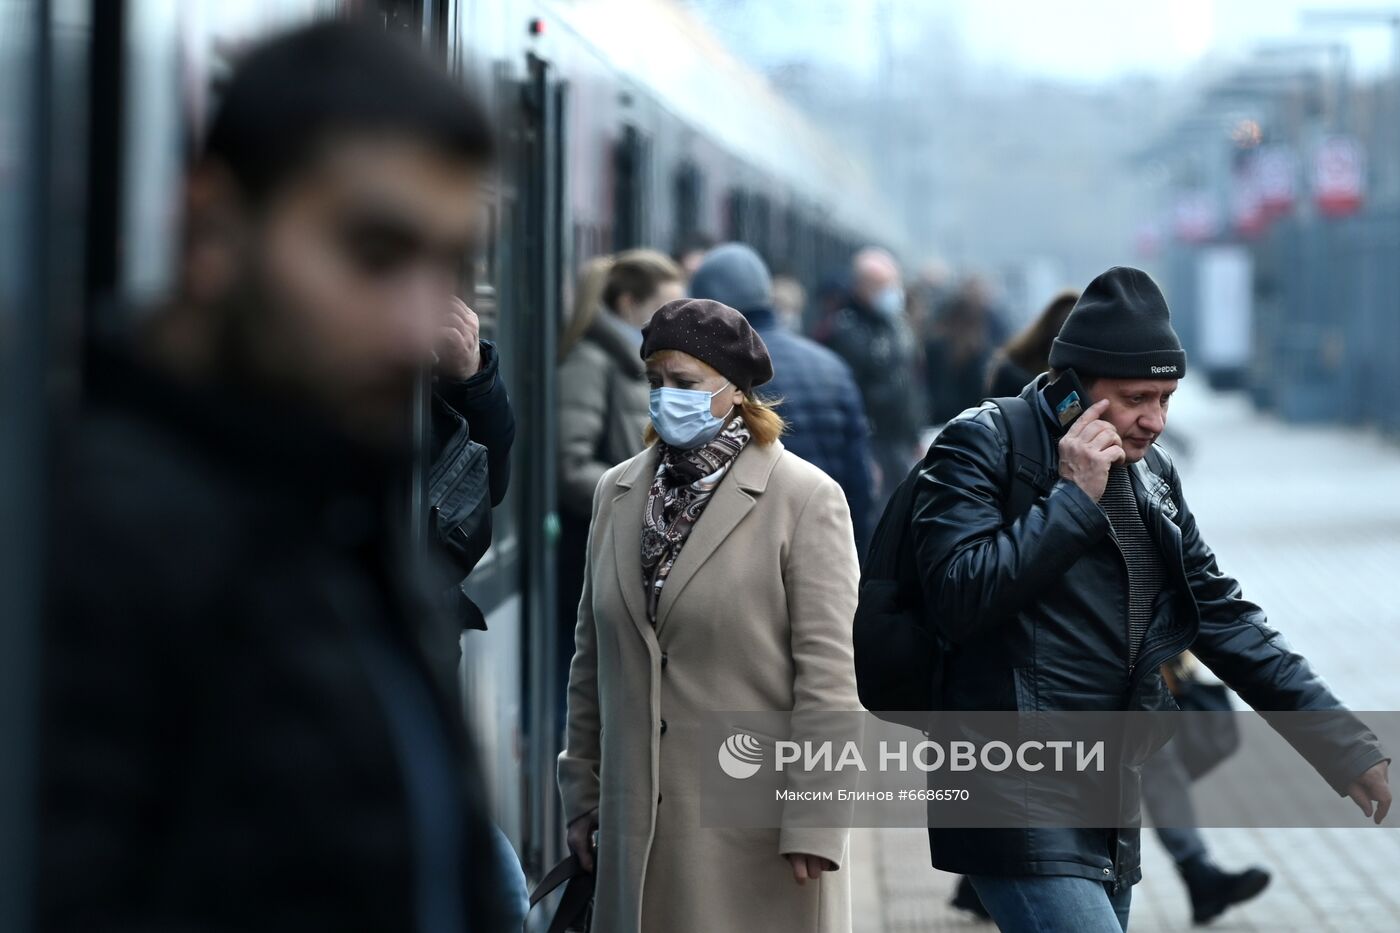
527, 853, 594, 933
853, 396, 1052, 720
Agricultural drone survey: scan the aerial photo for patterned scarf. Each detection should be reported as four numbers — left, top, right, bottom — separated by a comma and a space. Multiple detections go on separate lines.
640, 414, 751, 625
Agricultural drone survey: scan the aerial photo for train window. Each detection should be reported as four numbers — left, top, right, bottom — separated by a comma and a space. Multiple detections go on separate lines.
612, 123, 649, 250
673, 160, 703, 251
750, 193, 773, 267
724, 187, 746, 243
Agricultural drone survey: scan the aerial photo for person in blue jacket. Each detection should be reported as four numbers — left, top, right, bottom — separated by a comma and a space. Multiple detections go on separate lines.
689, 242, 874, 551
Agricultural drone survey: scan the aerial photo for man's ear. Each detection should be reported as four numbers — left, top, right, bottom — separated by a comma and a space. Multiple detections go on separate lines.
180, 162, 248, 307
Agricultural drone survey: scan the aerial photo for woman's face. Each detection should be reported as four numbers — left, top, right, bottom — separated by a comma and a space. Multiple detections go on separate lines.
617, 278, 685, 327
645, 351, 744, 417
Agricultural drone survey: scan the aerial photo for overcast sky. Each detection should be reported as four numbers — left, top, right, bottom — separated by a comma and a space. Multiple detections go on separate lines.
693, 0, 1400, 84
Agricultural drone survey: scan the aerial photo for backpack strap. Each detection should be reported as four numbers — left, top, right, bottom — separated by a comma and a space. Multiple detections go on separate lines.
991, 396, 1058, 521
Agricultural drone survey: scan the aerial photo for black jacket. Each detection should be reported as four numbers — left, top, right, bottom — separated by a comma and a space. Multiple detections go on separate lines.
923, 336, 993, 424
910, 375, 1386, 891
824, 300, 924, 445
39, 354, 508, 932
429, 339, 515, 630
984, 354, 1034, 400
433, 338, 514, 512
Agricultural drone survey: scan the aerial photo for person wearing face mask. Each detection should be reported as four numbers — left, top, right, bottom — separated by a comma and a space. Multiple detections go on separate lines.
824, 247, 924, 513
558, 298, 863, 933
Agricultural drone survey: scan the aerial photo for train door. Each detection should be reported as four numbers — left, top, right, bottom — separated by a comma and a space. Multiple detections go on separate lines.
1, 4, 85, 926
479, 50, 567, 881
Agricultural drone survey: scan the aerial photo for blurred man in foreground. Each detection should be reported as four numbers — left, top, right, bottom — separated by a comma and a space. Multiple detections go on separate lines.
824, 247, 923, 510
39, 22, 510, 931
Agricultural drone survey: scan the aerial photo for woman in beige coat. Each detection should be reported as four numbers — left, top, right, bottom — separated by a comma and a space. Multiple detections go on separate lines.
558, 298, 862, 933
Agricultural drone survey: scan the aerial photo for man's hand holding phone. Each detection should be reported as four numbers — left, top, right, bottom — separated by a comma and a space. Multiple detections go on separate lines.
1057, 398, 1124, 502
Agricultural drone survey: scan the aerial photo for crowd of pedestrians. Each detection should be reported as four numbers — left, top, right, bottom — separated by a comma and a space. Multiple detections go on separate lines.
35, 19, 1393, 933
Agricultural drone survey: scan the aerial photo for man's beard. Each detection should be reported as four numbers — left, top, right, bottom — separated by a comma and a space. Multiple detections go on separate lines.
208, 272, 416, 451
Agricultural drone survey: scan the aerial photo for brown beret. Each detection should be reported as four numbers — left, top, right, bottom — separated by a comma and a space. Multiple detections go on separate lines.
640, 298, 773, 391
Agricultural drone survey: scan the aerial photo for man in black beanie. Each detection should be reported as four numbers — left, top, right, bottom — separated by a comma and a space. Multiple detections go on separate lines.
906, 266, 1390, 931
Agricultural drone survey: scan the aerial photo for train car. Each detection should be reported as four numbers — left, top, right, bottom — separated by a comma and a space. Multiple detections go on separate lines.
40, 0, 907, 892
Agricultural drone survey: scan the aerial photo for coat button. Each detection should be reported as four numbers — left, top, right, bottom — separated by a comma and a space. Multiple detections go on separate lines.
660, 718, 668, 735
1102, 868, 1112, 875
657, 793, 663, 804
661, 652, 669, 669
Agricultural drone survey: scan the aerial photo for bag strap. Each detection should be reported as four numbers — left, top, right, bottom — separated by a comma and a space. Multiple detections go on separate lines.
528, 853, 595, 933
991, 396, 1057, 521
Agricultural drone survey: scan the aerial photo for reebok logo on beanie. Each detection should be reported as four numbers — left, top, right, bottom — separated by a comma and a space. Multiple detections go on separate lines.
1049, 266, 1187, 380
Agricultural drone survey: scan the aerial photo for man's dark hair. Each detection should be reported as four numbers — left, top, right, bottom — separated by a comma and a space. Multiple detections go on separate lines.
203, 20, 495, 201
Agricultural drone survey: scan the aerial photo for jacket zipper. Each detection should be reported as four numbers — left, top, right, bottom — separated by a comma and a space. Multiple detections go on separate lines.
1110, 496, 1199, 888
1107, 533, 1134, 679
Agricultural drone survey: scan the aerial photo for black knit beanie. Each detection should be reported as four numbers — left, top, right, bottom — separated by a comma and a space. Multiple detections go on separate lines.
641, 298, 773, 391
1048, 266, 1187, 379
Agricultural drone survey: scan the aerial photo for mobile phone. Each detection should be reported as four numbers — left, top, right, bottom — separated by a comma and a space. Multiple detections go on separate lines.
1043, 369, 1089, 432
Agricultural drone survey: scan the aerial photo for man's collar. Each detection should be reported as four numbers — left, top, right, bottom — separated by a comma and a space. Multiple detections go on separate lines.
87, 343, 408, 501
1025, 371, 1060, 431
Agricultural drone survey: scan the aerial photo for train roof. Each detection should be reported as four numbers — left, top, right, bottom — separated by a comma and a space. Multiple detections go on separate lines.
546, 0, 908, 253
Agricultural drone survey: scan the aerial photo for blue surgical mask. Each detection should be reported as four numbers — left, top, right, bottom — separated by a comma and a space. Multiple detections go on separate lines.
872, 285, 905, 317
649, 382, 731, 449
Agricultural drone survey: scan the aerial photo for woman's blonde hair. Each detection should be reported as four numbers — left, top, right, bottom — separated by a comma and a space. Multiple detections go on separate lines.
559, 249, 683, 361
641, 349, 785, 447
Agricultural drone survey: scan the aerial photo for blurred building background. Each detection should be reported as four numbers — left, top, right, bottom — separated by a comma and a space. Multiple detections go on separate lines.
685, 0, 1400, 432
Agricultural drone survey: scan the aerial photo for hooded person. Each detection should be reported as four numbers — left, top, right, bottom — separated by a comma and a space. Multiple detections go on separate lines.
557, 297, 864, 933
688, 243, 874, 551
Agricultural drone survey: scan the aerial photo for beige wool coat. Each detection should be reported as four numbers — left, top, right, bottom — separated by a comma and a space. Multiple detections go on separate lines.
558, 437, 862, 933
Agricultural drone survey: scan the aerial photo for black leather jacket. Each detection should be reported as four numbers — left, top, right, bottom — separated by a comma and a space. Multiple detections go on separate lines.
911, 375, 1386, 891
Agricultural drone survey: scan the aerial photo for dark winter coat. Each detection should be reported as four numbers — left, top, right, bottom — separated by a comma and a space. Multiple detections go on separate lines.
430, 338, 515, 630
747, 307, 874, 549
984, 354, 1035, 399
923, 336, 993, 424
824, 300, 923, 446
433, 338, 515, 511
556, 311, 649, 520
39, 353, 509, 932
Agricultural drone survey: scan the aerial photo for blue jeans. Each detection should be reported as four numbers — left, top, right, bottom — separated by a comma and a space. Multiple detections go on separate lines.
968, 875, 1132, 932
488, 823, 530, 932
